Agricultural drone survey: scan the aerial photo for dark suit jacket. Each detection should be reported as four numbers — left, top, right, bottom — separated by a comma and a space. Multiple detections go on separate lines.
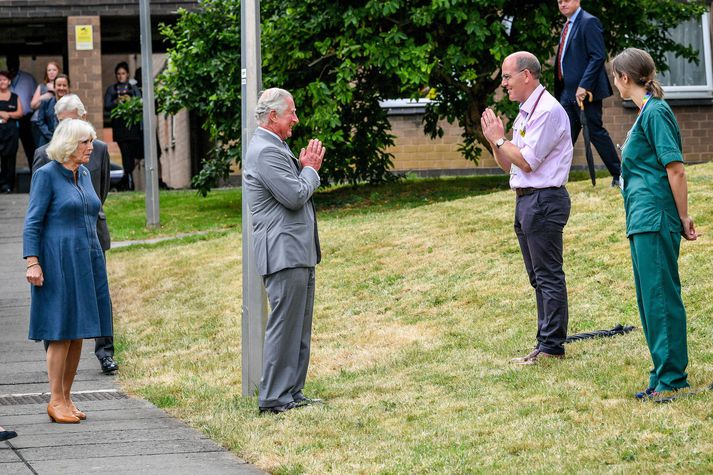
243, 128, 321, 277
554, 9, 613, 104
31, 97, 58, 145
32, 139, 112, 251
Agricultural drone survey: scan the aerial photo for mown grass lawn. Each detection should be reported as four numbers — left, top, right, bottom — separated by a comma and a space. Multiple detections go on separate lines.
106, 164, 713, 474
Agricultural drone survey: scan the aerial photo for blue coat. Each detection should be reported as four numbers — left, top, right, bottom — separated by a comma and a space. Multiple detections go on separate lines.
23, 161, 113, 341
554, 9, 613, 104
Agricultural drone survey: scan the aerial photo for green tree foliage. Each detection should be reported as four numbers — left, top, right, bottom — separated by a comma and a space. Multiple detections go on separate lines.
110, 96, 143, 128
157, 0, 706, 194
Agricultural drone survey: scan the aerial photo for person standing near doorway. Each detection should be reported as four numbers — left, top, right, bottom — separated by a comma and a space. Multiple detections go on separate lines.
0, 70, 23, 193
6, 54, 37, 168
104, 61, 142, 191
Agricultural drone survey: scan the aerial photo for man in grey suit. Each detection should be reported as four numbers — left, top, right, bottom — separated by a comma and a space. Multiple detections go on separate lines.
243, 88, 325, 414
32, 94, 119, 375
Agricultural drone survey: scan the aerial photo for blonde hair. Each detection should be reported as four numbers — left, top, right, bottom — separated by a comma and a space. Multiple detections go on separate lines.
46, 119, 96, 163
611, 48, 665, 98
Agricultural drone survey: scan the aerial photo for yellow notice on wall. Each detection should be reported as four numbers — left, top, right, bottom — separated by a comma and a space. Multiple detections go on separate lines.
75, 25, 93, 51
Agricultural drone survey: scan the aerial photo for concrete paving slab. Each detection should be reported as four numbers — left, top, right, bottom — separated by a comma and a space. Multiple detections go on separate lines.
0, 399, 151, 418
0, 461, 32, 475
9, 427, 212, 449
0, 447, 23, 463
30, 452, 265, 475
1, 407, 173, 427
19, 438, 223, 461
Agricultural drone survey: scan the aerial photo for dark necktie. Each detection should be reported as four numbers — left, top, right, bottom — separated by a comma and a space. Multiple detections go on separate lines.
557, 20, 570, 81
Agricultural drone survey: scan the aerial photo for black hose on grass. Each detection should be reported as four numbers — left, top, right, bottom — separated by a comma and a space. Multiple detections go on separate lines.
564, 324, 636, 344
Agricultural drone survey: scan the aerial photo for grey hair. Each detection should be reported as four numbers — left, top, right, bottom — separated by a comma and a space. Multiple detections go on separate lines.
46, 119, 96, 163
54, 94, 86, 118
512, 52, 541, 79
255, 88, 292, 125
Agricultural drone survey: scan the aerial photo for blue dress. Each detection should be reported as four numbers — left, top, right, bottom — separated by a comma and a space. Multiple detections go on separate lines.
23, 161, 113, 341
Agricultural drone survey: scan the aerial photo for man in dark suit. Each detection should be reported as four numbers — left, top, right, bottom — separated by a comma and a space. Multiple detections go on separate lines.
243, 88, 325, 414
32, 94, 119, 375
554, 0, 621, 186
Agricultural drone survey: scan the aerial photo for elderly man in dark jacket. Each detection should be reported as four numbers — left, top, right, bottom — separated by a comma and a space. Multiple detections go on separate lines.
32, 93, 118, 375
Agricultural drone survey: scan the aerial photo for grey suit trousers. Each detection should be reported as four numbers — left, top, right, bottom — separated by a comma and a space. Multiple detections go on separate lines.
259, 266, 316, 408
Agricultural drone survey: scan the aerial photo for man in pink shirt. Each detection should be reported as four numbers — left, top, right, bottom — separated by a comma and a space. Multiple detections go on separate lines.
481, 51, 574, 364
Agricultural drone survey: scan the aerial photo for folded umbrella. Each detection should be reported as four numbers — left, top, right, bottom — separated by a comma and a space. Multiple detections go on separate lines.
578, 91, 596, 186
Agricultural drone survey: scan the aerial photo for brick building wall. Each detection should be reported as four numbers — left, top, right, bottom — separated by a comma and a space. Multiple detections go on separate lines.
387, 94, 713, 176
66, 16, 103, 131
0, 1, 196, 18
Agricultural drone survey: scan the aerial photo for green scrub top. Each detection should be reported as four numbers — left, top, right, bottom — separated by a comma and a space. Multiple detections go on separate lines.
621, 98, 683, 237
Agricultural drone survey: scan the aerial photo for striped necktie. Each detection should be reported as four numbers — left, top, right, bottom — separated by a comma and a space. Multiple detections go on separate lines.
557, 20, 570, 81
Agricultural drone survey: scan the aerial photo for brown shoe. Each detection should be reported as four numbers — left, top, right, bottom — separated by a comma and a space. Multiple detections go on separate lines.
47, 404, 80, 424
70, 404, 87, 420
511, 349, 540, 363
518, 351, 564, 365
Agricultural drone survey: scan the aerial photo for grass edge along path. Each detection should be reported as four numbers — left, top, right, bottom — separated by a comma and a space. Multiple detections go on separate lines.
107, 163, 713, 474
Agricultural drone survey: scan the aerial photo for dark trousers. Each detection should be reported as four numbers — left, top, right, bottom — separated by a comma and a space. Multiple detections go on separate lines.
563, 100, 621, 179
259, 267, 315, 408
96, 250, 114, 359
0, 130, 19, 189
117, 140, 142, 190
18, 115, 36, 168
94, 336, 114, 359
514, 187, 571, 355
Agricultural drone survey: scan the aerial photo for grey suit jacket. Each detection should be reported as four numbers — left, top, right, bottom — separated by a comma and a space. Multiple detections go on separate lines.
32, 139, 112, 251
243, 128, 321, 276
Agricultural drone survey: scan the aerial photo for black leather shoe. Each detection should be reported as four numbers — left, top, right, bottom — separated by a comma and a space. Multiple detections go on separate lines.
0, 185, 11, 194
294, 396, 324, 407
0, 430, 17, 441
100, 356, 119, 374
259, 401, 297, 415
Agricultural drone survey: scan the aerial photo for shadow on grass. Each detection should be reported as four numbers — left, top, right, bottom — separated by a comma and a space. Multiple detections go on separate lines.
316, 170, 602, 216
106, 170, 603, 241
316, 175, 510, 215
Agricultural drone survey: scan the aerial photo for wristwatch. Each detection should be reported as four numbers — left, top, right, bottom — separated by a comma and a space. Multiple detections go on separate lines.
495, 137, 506, 149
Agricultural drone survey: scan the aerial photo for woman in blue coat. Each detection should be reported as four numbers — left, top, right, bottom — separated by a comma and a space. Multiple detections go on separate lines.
24, 119, 113, 423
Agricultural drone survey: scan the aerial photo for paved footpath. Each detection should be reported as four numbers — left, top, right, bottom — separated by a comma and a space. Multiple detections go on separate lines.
0, 194, 264, 474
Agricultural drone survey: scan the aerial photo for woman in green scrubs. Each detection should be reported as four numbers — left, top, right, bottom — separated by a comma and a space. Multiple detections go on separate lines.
611, 48, 698, 399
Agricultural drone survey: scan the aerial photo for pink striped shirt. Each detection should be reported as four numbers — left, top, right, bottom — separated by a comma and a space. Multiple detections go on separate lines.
509, 84, 573, 189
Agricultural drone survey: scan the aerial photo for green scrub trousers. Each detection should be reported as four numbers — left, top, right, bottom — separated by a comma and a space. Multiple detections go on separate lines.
629, 229, 689, 392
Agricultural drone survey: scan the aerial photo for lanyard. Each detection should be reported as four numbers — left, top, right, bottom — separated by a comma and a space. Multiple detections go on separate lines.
621, 93, 653, 153
518, 88, 547, 137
